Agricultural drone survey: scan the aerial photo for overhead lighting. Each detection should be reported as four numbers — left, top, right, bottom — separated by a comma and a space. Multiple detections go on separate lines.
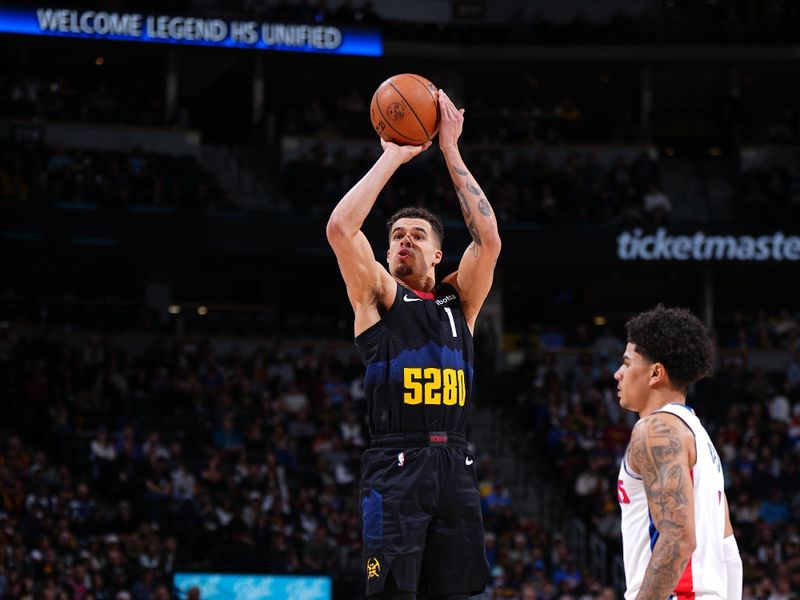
168, 305, 181, 315
95, 57, 104, 66
197, 306, 208, 316
593, 315, 607, 326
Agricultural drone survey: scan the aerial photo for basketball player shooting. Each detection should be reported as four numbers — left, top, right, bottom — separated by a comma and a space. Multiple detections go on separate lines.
326, 89, 500, 599
614, 306, 743, 600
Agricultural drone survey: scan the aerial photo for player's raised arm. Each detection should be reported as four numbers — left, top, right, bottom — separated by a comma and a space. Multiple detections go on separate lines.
326, 140, 431, 312
438, 90, 501, 332
629, 413, 697, 600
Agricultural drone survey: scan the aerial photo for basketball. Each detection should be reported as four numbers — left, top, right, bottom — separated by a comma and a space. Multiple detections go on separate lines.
370, 73, 440, 145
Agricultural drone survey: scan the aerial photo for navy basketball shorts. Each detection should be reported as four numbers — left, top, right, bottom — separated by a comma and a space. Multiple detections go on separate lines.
359, 432, 489, 597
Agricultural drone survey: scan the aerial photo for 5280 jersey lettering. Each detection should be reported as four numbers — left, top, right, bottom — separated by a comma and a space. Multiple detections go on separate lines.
403, 367, 467, 406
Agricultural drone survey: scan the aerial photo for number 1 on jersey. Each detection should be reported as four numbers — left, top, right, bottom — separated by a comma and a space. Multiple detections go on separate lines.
444, 307, 457, 337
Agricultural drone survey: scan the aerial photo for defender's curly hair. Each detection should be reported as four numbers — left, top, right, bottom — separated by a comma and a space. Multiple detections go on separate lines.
625, 305, 716, 391
386, 207, 444, 248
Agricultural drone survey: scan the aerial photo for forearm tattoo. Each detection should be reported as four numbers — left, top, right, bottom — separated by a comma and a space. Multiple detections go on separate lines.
453, 165, 496, 249
456, 189, 472, 218
466, 179, 481, 196
456, 185, 481, 247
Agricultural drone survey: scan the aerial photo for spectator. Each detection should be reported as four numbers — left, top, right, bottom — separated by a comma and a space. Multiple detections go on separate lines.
642, 182, 672, 224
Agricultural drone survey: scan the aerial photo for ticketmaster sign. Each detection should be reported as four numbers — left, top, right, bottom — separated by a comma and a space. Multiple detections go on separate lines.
618, 228, 800, 261
0, 7, 382, 56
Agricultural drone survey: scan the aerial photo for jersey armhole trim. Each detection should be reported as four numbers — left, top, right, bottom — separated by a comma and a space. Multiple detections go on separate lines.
354, 282, 402, 344
623, 455, 643, 480
654, 408, 698, 470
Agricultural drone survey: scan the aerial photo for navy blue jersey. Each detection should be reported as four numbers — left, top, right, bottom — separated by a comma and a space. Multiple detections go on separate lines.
355, 281, 474, 436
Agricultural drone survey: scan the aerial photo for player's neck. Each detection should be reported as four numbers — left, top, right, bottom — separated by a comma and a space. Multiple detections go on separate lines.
639, 389, 686, 418
396, 273, 436, 293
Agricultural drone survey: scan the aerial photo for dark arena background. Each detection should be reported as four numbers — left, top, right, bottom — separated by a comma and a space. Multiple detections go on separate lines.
1, 1, 800, 599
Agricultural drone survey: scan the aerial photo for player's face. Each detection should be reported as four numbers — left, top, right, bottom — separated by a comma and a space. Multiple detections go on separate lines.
614, 343, 653, 412
387, 218, 442, 278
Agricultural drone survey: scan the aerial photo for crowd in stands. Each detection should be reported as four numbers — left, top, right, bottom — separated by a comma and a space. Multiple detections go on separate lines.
0, 144, 230, 211
738, 158, 800, 226
1, 307, 799, 598
1, 330, 364, 599
282, 90, 631, 146
0, 67, 167, 128
284, 143, 669, 227
717, 310, 800, 353
1, 324, 615, 600
0, 134, 674, 226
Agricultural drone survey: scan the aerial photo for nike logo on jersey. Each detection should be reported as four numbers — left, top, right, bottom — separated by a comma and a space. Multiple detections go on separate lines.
465, 457, 474, 466
403, 295, 423, 302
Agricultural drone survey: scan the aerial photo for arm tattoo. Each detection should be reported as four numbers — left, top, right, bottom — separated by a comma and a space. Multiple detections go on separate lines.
478, 197, 491, 217
467, 219, 482, 246
466, 180, 482, 196
456, 189, 471, 218
454, 165, 468, 177
458, 188, 482, 246
633, 417, 693, 599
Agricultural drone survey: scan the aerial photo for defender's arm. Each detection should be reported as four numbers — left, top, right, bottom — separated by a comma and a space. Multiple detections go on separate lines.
629, 413, 697, 600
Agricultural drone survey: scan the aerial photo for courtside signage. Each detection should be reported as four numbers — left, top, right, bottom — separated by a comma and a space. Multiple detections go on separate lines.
618, 228, 800, 261
173, 573, 332, 600
0, 7, 383, 56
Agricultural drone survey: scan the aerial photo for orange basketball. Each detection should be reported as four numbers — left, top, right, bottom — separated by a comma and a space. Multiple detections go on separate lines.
370, 74, 440, 145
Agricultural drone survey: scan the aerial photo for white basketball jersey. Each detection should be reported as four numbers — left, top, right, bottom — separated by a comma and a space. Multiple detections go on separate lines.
617, 403, 726, 599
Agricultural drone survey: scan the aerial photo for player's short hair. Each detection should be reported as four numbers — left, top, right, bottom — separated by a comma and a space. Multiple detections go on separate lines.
387, 207, 444, 248
625, 305, 715, 391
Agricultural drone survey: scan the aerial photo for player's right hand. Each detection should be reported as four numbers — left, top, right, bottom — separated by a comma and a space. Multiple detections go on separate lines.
381, 139, 432, 164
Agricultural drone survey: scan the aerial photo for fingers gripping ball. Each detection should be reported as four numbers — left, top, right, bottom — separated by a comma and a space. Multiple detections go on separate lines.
370, 74, 440, 145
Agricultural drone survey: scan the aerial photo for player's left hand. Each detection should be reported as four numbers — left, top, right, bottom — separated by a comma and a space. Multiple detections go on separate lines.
438, 90, 464, 154
380, 138, 432, 163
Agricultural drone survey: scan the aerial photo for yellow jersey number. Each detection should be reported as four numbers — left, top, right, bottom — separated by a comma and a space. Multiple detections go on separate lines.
403, 367, 466, 406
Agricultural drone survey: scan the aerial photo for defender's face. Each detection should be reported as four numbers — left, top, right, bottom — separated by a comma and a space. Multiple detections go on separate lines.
614, 342, 652, 413
387, 218, 442, 278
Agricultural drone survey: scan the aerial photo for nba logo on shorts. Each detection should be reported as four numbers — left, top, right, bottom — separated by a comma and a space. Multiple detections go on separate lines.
397, 452, 405, 467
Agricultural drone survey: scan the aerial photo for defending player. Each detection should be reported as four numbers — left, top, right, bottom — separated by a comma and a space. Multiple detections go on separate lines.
326, 90, 500, 599
614, 306, 743, 600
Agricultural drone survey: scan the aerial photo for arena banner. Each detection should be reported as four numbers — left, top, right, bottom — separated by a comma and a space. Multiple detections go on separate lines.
617, 228, 800, 262
173, 572, 332, 600
0, 7, 382, 56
